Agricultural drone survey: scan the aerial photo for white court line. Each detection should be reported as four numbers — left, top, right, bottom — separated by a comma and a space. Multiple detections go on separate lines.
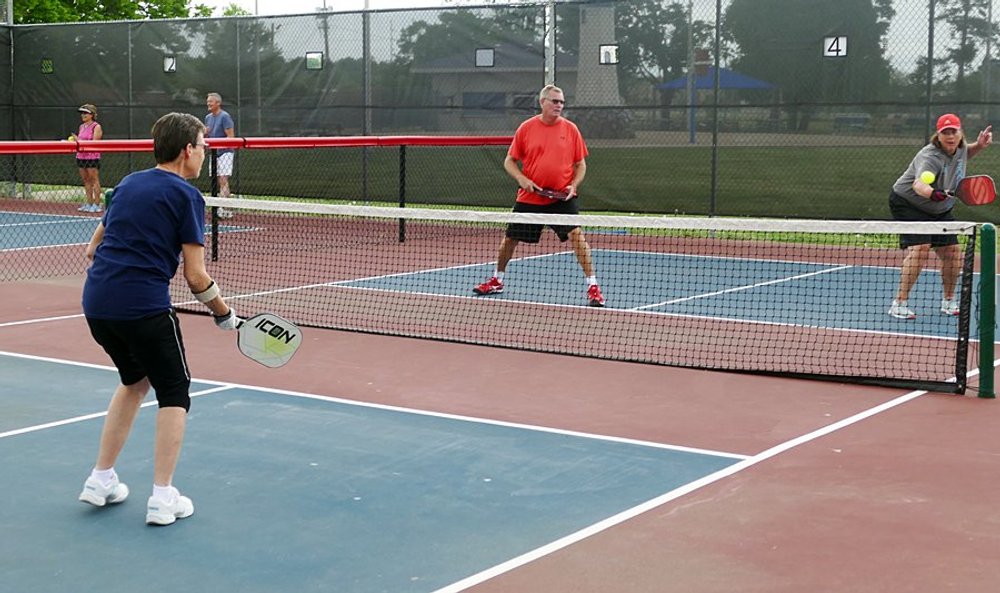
326, 251, 567, 285
0, 249, 977, 343
165, 251, 567, 308
1, 241, 89, 254
0, 350, 748, 460
0, 384, 233, 439
428, 360, 996, 593
0, 210, 93, 220
0, 285, 968, 343
0, 313, 84, 328
0, 218, 96, 228
633, 265, 853, 311
2, 208, 83, 216
589, 246, 943, 274
300, 282, 967, 343
220, 382, 749, 460
317, 249, 970, 343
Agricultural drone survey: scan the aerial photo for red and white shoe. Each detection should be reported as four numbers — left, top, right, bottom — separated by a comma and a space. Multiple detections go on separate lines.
940, 297, 960, 316
587, 284, 606, 307
473, 276, 504, 295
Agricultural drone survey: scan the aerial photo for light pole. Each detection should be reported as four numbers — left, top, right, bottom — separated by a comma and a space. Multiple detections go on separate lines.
362, 0, 372, 199
686, 0, 695, 144
986, 2, 994, 121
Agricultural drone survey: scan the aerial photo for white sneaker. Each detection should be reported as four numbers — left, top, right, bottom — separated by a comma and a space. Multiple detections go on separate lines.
888, 300, 916, 320
77, 204, 89, 212
79, 474, 129, 507
146, 487, 194, 525
941, 297, 960, 316
216, 207, 234, 219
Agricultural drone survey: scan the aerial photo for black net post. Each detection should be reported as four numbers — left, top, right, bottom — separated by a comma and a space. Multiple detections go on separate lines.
954, 227, 978, 393
210, 149, 219, 261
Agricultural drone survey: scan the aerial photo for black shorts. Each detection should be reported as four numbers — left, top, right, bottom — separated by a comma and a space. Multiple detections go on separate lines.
505, 199, 580, 244
77, 158, 100, 169
888, 191, 959, 249
86, 310, 192, 410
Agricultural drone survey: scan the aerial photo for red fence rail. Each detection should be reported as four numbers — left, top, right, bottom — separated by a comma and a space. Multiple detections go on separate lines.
0, 135, 513, 155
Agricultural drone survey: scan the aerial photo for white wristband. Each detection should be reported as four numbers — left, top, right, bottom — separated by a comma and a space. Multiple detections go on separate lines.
193, 280, 221, 304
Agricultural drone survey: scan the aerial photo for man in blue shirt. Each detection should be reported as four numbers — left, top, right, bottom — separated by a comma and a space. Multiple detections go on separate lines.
205, 92, 235, 218
79, 112, 239, 526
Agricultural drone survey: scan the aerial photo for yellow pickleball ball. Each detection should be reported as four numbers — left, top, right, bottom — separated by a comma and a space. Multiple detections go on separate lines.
920, 171, 936, 184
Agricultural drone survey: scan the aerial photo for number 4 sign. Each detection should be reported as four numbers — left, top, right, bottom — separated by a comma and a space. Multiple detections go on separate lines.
824, 36, 848, 58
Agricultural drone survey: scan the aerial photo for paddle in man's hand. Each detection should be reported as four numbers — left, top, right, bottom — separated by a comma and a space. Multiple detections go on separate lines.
535, 187, 573, 201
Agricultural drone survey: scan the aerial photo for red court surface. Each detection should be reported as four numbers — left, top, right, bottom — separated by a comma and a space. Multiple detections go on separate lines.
2, 278, 998, 592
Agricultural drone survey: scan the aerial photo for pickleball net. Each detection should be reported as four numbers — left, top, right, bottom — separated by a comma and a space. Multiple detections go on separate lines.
171, 197, 982, 393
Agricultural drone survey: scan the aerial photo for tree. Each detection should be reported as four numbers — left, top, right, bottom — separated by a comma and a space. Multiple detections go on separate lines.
935, 0, 996, 100
391, 6, 543, 123
222, 4, 252, 17
872, 0, 896, 42
14, 0, 212, 24
726, 0, 891, 130
395, 8, 540, 66
616, 0, 713, 104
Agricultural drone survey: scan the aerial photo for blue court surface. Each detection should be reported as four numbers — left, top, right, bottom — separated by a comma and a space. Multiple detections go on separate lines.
336, 250, 984, 339
0, 211, 245, 251
0, 211, 101, 250
0, 354, 744, 593
5, 210, 982, 341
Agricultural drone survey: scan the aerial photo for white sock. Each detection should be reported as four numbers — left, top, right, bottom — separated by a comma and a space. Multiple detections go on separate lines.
152, 484, 175, 501
494, 270, 505, 281
91, 467, 115, 486
585, 276, 597, 286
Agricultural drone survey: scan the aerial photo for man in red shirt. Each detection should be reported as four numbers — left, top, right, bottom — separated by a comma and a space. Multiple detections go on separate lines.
473, 84, 605, 307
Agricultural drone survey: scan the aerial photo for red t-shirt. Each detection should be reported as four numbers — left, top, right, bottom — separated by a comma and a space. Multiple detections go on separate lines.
508, 115, 588, 205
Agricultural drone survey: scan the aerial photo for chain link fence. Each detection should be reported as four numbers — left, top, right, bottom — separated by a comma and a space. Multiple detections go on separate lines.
1, 1, 1000, 220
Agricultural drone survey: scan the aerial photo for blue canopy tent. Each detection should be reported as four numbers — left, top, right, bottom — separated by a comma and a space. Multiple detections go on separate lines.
656, 67, 776, 142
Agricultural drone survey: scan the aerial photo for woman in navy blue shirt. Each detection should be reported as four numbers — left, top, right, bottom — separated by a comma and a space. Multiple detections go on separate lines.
79, 112, 239, 526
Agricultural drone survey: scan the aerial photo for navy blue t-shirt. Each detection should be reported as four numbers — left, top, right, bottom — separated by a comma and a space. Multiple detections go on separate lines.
83, 168, 205, 320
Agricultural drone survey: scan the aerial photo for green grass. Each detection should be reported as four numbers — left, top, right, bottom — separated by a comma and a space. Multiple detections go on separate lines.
210, 192, 978, 254
9, 142, 1000, 224
220, 143, 1000, 223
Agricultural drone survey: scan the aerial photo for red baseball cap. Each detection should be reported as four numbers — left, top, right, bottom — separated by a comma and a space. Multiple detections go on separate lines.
936, 113, 961, 133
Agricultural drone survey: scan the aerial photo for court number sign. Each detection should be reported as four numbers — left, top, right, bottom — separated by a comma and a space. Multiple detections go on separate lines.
824, 36, 847, 58
163, 55, 177, 73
